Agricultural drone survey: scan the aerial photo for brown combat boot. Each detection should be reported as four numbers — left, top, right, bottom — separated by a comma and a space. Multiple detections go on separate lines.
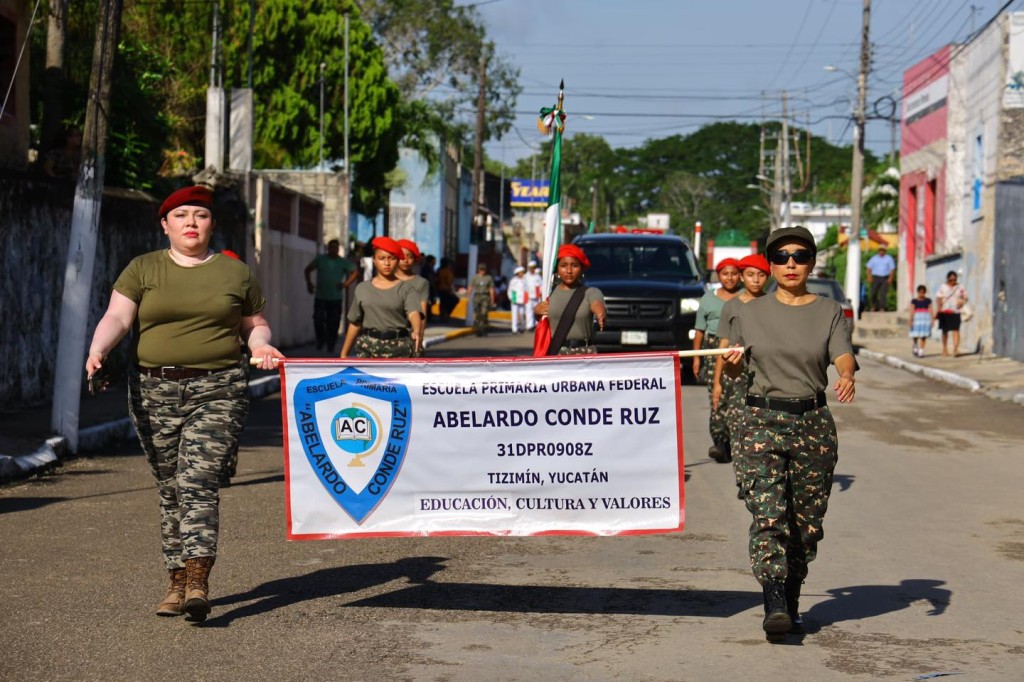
156, 567, 187, 617
183, 557, 215, 622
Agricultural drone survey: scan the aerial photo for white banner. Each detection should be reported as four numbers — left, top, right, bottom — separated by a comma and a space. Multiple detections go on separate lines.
281, 354, 685, 539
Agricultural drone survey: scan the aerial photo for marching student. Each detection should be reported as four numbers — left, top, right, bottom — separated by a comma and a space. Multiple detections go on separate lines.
508, 265, 529, 334
396, 238, 430, 356
532, 244, 607, 355
722, 226, 856, 643
468, 263, 496, 337
712, 253, 770, 468
693, 257, 742, 463
340, 237, 421, 359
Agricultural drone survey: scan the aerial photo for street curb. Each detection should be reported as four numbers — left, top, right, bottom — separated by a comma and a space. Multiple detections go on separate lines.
857, 348, 983, 392
0, 330, 473, 484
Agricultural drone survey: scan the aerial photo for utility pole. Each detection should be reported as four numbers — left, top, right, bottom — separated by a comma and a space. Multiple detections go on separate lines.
781, 91, 791, 228
591, 179, 598, 232
51, 0, 123, 453
472, 51, 488, 243
319, 62, 325, 171
41, 0, 68, 152
846, 0, 871, 316
343, 13, 351, 240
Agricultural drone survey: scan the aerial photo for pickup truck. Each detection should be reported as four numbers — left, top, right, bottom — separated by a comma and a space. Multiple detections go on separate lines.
573, 233, 706, 350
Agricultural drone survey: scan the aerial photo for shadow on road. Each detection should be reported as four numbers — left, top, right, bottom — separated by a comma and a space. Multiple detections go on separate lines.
832, 473, 856, 492
202, 556, 449, 627
802, 578, 951, 632
349, 583, 760, 618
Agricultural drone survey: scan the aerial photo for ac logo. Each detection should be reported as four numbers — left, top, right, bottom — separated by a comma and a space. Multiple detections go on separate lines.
293, 367, 412, 523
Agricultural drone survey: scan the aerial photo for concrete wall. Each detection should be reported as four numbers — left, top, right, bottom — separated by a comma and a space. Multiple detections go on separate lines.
250, 175, 320, 349
954, 19, 1003, 354
993, 180, 1024, 361
258, 170, 348, 245
389, 147, 444, 259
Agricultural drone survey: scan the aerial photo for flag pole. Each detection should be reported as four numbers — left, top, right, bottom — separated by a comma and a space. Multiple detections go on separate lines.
538, 80, 566, 300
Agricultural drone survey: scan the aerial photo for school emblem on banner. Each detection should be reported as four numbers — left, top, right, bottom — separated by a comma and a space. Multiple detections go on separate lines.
291, 366, 412, 523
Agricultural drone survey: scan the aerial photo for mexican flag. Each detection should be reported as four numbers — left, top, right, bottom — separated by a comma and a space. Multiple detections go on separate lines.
538, 82, 566, 300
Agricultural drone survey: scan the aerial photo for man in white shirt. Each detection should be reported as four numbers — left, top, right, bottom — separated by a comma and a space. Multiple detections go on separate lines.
865, 245, 896, 311
508, 266, 528, 334
524, 260, 543, 330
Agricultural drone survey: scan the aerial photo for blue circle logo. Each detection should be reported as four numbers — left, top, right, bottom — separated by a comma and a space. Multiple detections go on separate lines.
331, 406, 378, 456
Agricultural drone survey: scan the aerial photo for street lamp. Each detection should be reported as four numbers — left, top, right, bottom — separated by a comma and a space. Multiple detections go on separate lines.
318, 62, 325, 171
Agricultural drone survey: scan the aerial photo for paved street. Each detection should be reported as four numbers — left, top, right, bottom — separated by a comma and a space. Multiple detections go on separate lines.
3, 333, 1023, 680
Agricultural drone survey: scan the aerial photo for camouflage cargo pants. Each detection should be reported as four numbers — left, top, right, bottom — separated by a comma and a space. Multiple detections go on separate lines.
353, 334, 414, 358
738, 405, 838, 585
697, 334, 730, 450
473, 297, 491, 334
128, 367, 249, 570
558, 344, 596, 355
721, 371, 748, 488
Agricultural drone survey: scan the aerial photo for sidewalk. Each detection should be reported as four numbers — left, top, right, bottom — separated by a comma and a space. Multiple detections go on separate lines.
0, 321, 476, 482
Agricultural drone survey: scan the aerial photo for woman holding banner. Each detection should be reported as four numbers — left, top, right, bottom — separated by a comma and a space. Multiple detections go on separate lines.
722, 226, 856, 643
84, 185, 284, 623
340, 236, 422, 359
532, 244, 606, 355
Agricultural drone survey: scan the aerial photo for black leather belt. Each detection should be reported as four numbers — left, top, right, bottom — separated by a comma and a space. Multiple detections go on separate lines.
137, 366, 219, 380
746, 392, 827, 415
562, 339, 591, 349
363, 328, 410, 340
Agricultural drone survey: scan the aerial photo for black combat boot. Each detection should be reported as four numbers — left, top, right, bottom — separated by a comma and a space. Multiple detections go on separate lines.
785, 576, 804, 634
762, 580, 792, 642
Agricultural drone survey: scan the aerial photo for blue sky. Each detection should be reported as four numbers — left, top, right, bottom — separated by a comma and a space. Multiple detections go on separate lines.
468, 0, 1012, 165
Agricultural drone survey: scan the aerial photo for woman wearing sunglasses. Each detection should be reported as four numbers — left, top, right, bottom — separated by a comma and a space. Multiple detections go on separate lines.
722, 226, 856, 643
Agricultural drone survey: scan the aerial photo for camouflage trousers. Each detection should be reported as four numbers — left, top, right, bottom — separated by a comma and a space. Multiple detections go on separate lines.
720, 371, 748, 487
737, 404, 838, 585
353, 334, 415, 358
697, 334, 729, 450
473, 297, 491, 334
558, 344, 597, 356
128, 367, 249, 570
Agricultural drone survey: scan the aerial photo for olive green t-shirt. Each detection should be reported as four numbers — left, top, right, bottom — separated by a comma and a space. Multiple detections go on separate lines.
470, 273, 494, 299
717, 295, 750, 343
405, 275, 430, 305
348, 280, 420, 330
114, 250, 266, 369
731, 294, 854, 399
548, 286, 605, 342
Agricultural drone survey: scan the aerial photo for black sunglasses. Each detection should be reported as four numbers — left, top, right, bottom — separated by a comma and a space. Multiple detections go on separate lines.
770, 249, 814, 265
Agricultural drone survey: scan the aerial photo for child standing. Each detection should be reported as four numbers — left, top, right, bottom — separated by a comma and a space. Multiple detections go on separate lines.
909, 284, 934, 357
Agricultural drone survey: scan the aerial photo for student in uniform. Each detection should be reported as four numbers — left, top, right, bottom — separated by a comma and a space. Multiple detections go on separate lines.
468, 264, 496, 336
532, 244, 607, 355
693, 258, 742, 463
340, 237, 421, 358
722, 226, 856, 643
396, 239, 430, 357
712, 254, 770, 470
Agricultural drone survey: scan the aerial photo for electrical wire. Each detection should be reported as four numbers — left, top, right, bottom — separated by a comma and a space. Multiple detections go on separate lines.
0, 0, 43, 120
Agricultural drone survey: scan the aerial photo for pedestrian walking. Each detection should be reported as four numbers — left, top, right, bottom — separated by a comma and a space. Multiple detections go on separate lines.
468, 263, 496, 336
532, 244, 607, 355
84, 185, 285, 623
339, 237, 421, 358
436, 258, 458, 322
692, 257, 742, 463
712, 253, 770, 471
304, 239, 359, 355
722, 226, 856, 642
864, 245, 896, 311
935, 271, 968, 357
908, 284, 934, 357
508, 265, 529, 334
395, 239, 430, 357
524, 260, 543, 330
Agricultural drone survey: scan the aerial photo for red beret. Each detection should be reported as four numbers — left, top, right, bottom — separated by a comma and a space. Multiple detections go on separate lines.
396, 239, 421, 261
714, 257, 741, 272
738, 254, 770, 274
371, 236, 405, 261
221, 249, 241, 261
159, 186, 213, 218
557, 243, 591, 269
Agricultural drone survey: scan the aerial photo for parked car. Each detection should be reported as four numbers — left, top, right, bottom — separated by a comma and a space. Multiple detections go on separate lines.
572, 233, 706, 350
767, 276, 855, 340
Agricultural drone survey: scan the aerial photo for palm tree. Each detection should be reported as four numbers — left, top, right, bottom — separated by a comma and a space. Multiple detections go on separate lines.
863, 167, 899, 232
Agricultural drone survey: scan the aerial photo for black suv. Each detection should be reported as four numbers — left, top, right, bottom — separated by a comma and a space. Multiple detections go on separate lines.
574, 233, 706, 349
